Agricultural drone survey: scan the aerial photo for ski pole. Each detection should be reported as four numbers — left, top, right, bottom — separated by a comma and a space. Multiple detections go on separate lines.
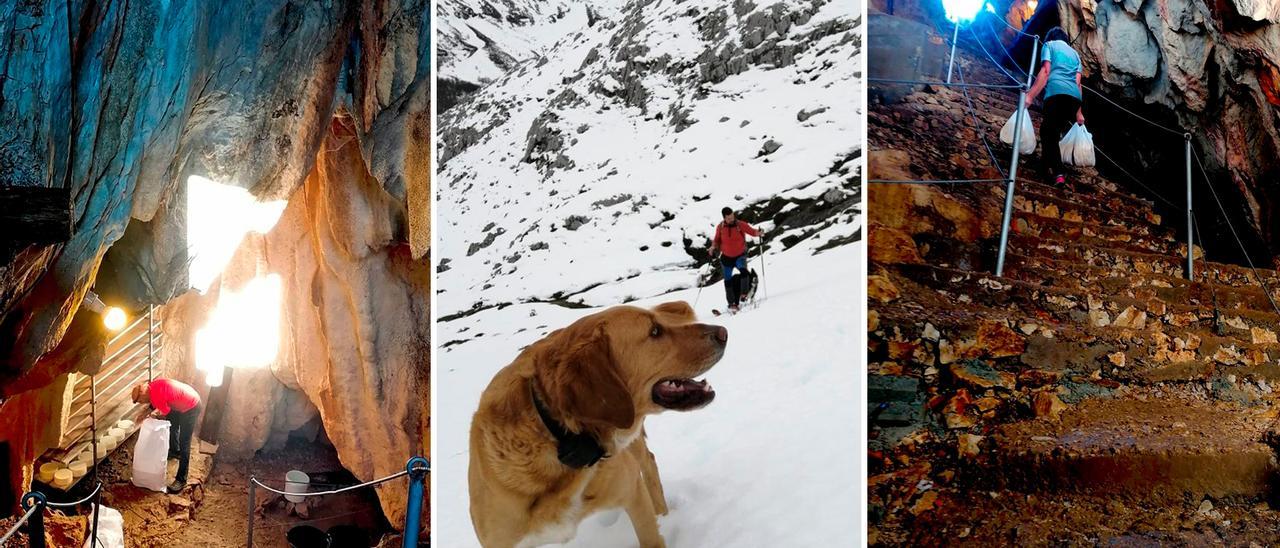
759, 231, 768, 302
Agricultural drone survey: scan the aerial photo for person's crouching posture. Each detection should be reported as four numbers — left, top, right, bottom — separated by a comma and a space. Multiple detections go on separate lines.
132, 378, 202, 494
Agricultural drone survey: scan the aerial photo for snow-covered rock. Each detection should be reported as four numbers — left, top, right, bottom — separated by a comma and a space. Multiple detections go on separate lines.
437, 0, 862, 320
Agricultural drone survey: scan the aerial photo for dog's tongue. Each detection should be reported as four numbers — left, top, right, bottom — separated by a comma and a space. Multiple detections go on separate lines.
652, 378, 715, 410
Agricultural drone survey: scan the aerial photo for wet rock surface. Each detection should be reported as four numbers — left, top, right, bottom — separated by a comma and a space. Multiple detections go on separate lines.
870, 19, 1280, 545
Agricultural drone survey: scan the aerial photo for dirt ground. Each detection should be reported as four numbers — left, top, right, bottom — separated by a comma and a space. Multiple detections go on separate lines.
3, 435, 399, 547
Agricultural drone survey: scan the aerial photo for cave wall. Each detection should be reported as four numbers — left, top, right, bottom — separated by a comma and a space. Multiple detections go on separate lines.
161, 114, 429, 525
0, 0, 429, 522
0, 0, 429, 385
1059, 0, 1280, 255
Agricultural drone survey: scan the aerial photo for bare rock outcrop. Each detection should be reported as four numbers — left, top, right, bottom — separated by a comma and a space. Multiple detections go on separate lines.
1059, 0, 1280, 251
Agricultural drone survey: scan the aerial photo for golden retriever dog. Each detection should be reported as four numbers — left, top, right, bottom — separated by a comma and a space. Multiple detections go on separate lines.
468, 301, 727, 548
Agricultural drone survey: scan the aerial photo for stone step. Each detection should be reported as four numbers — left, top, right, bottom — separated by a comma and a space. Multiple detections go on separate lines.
1006, 253, 1280, 315
991, 397, 1280, 500
1013, 213, 1177, 257
875, 264, 1280, 379
1014, 186, 1164, 234
1009, 235, 1280, 290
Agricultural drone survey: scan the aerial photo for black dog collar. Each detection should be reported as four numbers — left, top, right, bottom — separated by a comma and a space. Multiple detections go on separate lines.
530, 381, 607, 468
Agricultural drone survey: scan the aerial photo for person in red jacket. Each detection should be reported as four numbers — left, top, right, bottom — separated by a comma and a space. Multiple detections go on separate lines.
710, 206, 760, 311
132, 378, 202, 493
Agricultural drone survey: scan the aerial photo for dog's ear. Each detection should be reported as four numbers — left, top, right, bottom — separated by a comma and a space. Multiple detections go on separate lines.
652, 301, 696, 322
540, 325, 635, 430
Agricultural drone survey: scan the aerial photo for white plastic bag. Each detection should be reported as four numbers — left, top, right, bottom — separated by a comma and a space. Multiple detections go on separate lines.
1000, 108, 1036, 155
1059, 124, 1096, 167
83, 504, 124, 548
130, 418, 169, 492
1074, 124, 1096, 166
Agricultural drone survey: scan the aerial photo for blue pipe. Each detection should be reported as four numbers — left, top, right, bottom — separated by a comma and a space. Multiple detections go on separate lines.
403, 456, 430, 547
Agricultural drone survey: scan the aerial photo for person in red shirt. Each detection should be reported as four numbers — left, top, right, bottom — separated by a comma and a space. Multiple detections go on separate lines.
132, 378, 202, 493
709, 206, 760, 311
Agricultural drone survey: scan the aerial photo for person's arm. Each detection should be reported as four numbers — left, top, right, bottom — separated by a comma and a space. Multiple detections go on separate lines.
1024, 60, 1052, 107
741, 222, 760, 237
1075, 72, 1086, 124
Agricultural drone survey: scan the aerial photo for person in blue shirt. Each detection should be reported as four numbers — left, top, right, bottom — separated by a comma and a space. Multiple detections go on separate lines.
1024, 27, 1085, 186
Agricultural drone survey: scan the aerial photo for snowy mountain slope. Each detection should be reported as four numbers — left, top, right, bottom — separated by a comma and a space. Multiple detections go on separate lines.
437, 0, 862, 320
434, 237, 863, 546
436, 0, 623, 109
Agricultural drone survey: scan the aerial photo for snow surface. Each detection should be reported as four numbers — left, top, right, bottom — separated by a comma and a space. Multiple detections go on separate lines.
437, 0, 624, 86
435, 239, 863, 547
437, 0, 862, 319
435, 0, 863, 544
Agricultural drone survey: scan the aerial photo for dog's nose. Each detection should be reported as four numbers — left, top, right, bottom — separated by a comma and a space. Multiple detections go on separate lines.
709, 325, 727, 344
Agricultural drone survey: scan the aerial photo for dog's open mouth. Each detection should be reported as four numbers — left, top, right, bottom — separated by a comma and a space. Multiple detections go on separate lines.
652, 378, 715, 410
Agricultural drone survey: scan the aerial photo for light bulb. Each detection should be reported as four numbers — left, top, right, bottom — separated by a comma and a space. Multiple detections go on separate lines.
103, 307, 127, 332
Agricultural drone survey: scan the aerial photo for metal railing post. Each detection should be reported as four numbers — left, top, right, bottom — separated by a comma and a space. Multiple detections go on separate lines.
90, 487, 100, 548
403, 456, 430, 547
1185, 133, 1194, 281
246, 476, 255, 547
996, 36, 1039, 277
946, 22, 960, 83
22, 492, 46, 548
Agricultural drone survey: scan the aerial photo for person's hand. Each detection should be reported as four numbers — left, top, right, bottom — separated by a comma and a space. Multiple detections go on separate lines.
1077, 110, 1086, 125
150, 410, 163, 419
1024, 94, 1034, 108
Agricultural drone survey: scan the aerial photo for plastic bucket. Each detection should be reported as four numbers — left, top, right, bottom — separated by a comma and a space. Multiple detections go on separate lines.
284, 470, 309, 503
326, 525, 369, 547
286, 525, 328, 548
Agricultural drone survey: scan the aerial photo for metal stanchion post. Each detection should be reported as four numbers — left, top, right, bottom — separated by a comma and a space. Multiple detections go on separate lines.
946, 22, 960, 83
1185, 133, 1194, 281
995, 36, 1040, 277
403, 457, 430, 547
247, 478, 255, 547
22, 492, 46, 548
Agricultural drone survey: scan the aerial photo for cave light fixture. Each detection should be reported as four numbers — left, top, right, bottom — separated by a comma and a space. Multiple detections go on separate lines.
83, 291, 128, 332
941, 0, 987, 83
186, 175, 288, 294
194, 274, 284, 387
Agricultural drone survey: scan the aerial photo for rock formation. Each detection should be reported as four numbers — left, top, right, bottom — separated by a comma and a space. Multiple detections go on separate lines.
1056, 0, 1280, 253
0, 0, 429, 524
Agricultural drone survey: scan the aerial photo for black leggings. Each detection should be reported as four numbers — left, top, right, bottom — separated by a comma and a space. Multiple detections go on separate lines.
1040, 94, 1080, 180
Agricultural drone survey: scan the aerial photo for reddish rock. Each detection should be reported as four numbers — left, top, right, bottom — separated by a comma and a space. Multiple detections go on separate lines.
1033, 392, 1067, 420
977, 320, 1026, 358
869, 223, 924, 265
868, 274, 903, 302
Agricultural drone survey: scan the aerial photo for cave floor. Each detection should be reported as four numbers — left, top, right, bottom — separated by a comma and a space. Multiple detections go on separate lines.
12, 435, 394, 547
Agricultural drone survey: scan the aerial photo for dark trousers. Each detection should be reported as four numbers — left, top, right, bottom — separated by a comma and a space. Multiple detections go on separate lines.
1040, 94, 1081, 180
720, 254, 748, 306
167, 404, 200, 483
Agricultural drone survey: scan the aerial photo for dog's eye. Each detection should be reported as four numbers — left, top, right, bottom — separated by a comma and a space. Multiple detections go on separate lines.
650, 325, 662, 338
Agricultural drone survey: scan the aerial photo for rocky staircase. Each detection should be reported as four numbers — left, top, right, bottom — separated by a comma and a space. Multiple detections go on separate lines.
868, 29, 1280, 545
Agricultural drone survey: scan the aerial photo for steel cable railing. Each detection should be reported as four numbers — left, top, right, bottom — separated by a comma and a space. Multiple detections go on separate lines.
0, 503, 41, 545
2, 484, 105, 548
246, 456, 429, 548
1190, 148, 1280, 317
